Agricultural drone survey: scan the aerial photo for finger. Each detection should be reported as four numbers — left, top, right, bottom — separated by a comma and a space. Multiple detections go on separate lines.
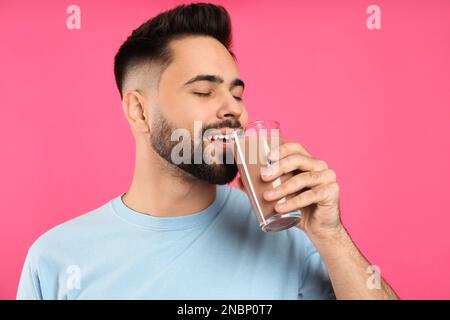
261, 154, 329, 181
268, 142, 313, 161
274, 182, 339, 213
264, 169, 336, 201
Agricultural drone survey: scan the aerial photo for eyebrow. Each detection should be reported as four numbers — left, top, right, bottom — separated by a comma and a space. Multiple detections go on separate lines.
183, 74, 245, 90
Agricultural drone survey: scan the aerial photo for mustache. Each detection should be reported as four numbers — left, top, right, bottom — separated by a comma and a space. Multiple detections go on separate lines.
202, 119, 243, 134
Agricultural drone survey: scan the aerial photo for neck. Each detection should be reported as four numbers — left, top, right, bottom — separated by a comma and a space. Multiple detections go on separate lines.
122, 139, 216, 217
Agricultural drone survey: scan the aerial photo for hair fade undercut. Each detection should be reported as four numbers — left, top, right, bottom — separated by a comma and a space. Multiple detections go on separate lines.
113, 2, 235, 99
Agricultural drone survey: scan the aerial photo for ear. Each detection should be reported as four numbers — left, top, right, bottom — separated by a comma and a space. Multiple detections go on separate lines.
122, 90, 150, 134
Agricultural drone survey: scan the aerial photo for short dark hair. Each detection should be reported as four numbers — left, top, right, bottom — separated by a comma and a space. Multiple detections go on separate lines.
113, 2, 235, 99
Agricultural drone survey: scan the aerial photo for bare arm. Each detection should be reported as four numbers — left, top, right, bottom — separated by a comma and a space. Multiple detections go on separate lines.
308, 225, 399, 300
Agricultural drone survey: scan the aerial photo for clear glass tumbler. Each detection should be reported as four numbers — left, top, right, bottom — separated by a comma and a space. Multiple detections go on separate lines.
233, 120, 302, 232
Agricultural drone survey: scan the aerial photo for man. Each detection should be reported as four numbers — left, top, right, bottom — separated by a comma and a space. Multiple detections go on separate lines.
17, 3, 398, 299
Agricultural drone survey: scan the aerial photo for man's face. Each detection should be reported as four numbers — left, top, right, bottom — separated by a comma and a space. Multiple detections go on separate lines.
149, 36, 248, 184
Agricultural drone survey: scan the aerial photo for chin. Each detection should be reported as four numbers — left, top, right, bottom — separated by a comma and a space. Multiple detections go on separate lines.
176, 162, 237, 185
199, 164, 238, 185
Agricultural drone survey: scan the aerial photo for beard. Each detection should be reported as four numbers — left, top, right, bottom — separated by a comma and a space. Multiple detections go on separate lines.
149, 109, 240, 185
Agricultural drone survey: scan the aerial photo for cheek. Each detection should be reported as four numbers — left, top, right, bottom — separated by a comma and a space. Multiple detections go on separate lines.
185, 100, 217, 125
173, 105, 213, 134
240, 107, 249, 126
158, 92, 199, 124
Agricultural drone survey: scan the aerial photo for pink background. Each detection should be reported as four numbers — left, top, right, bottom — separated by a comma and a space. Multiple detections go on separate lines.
1, 0, 449, 299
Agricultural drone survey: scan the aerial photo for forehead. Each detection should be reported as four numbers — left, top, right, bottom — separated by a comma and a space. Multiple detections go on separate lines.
164, 36, 240, 84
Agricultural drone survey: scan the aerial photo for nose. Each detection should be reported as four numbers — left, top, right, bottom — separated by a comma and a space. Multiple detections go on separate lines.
216, 93, 244, 120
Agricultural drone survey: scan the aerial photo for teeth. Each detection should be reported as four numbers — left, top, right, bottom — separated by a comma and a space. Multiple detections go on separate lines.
207, 132, 236, 142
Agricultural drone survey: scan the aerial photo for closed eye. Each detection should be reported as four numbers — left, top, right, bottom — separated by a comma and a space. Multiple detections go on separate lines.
194, 92, 212, 97
194, 92, 242, 101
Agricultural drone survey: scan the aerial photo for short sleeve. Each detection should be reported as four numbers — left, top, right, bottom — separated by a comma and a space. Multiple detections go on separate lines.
298, 251, 336, 300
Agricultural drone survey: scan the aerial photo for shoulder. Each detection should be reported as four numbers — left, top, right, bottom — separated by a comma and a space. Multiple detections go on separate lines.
26, 197, 116, 263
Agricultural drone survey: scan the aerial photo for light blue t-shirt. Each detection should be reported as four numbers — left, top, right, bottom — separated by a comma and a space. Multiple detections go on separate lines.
17, 185, 335, 300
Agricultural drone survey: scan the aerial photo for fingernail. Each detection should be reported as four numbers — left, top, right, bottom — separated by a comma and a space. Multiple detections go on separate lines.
261, 172, 273, 179
265, 190, 275, 198
268, 150, 279, 161
261, 165, 278, 176
260, 166, 276, 177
